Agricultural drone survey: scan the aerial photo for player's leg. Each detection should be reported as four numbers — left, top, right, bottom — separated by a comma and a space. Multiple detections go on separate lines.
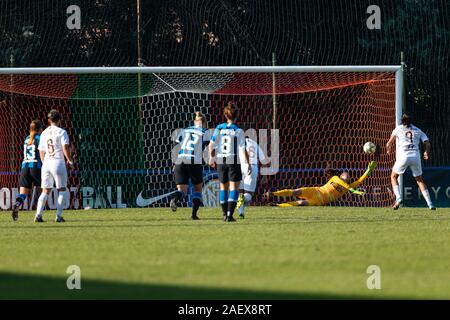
225, 164, 242, 222
191, 183, 202, 220
218, 164, 230, 220
414, 176, 435, 210
190, 164, 204, 220
236, 163, 248, 213
171, 164, 189, 212
267, 188, 302, 197
54, 161, 69, 222
391, 159, 407, 209
277, 200, 309, 207
238, 165, 258, 218
227, 182, 240, 222
411, 159, 435, 210
35, 165, 53, 222
35, 188, 51, 223
12, 168, 32, 221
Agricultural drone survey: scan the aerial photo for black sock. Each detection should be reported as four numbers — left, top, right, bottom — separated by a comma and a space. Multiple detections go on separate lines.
15, 194, 26, 207
174, 191, 184, 203
192, 198, 201, 217
227, 201, 237, 217
221, 202, 228, 216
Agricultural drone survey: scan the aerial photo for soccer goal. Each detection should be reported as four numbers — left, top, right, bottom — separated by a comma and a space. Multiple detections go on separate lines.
0, 66, 403, 209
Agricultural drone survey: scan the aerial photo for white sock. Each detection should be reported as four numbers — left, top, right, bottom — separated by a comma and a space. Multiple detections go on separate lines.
56, 191, 67, 218
244, 193, 252, 205
35, 193, 48, 218
421, 189, 433, 207
238, 205, 245, 215
393, 185, 401, 202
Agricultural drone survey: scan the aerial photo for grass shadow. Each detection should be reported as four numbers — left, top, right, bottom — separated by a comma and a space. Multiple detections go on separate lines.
0, 272, 394, 300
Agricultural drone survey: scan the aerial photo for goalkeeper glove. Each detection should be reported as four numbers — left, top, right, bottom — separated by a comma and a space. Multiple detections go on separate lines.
367, 161, 378, 174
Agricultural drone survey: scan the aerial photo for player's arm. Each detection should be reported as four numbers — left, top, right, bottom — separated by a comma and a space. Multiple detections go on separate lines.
423, 140, 431, 160
239, 131, 251, 175
386, 134, 396, 154
39, 150, 46, 163
420, 128, 431, 161
349, 188, 365, 196
63, 145, 73, 164
38, 135, 46, 163
349, 161, 377, 189
62, 132, 74, 169
208, 128, 219, 168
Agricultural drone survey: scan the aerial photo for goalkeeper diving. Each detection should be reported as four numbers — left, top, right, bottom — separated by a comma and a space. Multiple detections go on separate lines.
266, 161, 377, 206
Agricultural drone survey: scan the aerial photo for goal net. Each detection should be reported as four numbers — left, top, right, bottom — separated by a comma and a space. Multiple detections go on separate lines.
0, 67, 400, 210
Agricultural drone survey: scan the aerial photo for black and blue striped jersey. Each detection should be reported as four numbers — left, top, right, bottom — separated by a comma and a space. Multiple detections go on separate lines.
211, 122, 246, 160
176, 125, 207, 164
21, 135, 42, 169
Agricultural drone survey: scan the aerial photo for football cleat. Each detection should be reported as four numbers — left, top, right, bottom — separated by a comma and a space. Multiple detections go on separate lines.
55, 217, 66, 223
34, 216, 44, 223
392, 200, 402, 210
236, 194, 245, 209
226, 216, 236, 222
170, 198, 178, 212
11, 203, 20, 221
239, 213, 245, 219
429, 205, 436, 211
191, 215, 200, 220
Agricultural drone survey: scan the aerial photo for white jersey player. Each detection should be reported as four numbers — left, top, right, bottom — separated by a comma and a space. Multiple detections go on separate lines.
34, 110, 74, 223
386, 113, 435, 210
236, 137, 267, 218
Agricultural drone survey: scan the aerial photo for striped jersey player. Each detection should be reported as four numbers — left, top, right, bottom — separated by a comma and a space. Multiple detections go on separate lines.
170, 111, 207, 220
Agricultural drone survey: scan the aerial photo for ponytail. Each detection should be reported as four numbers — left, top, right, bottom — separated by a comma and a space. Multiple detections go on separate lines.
194, 111, 206, 122
28, 120, 43, 145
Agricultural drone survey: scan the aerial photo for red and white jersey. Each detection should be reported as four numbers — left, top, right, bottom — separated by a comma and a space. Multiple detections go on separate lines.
392, 124, 428, 158
239, 138, 266, 166
38, 125, 70, 161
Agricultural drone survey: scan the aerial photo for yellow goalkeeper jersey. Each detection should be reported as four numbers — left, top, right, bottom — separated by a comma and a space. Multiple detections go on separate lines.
318, 176, 351, 203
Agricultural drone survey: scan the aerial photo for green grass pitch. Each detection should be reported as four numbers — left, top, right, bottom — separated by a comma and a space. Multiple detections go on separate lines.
1, 206, 450, 299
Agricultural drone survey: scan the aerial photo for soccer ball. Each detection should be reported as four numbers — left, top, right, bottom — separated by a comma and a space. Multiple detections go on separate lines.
363, 142, 377, 154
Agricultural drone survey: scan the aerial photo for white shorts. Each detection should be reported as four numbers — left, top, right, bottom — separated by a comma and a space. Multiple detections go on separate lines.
41, 160, 68, 189
240, 164, 259, 192
393, 156, 423, 177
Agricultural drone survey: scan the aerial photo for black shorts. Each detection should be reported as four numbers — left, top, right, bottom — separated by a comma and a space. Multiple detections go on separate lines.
174, 164, 203, 185
217, 163, 242, 184
18, 166, 41, 189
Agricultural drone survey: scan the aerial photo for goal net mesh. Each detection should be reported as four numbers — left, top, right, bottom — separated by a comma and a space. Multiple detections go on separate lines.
0, 71, 396, 209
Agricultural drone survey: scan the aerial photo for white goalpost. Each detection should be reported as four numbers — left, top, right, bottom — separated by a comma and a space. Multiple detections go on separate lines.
0, 65, 403, 208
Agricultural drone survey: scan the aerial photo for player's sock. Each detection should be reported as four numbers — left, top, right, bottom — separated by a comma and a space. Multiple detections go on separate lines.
227, 190, 239, 218
243, 193, 252, 205
174, 190, 185, 203
393, 185, 402, 202
15, 194, 27, 207
272, 189, 294, 197
220, 190, 228, 216
239, 193, 252, 217
277, 201, 300, 207
35, 193, 48, 218
56, 191, 67, 219
420, 189, 434, 207
191, 192, 202, 217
